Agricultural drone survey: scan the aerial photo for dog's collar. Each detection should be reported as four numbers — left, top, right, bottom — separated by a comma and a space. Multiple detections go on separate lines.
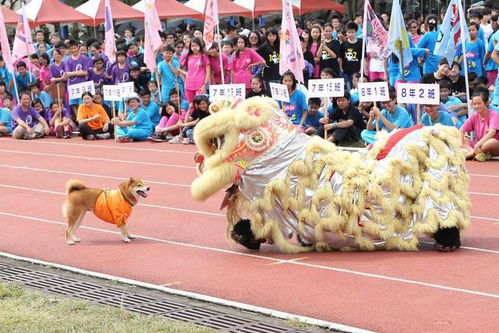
119, 188, 136, 207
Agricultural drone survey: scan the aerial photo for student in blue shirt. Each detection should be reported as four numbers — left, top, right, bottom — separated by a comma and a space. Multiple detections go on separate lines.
439, 80, 467, 127
395, 48, 429, 83
492, 41, 499, 106
417, 15, 440, 75
304, 98, 324, 135
112, 93, 152, 143
14, 62, 36, 92
361, 87, 414, 144
458, 22, 485, 77
484, 29, 499, 87
0, 106, 12, 136
420, 104, 455, 127
139, 90, 160, 129
29, 83, 52, 109
157, 45, 180, 103
280, 71, 308, 130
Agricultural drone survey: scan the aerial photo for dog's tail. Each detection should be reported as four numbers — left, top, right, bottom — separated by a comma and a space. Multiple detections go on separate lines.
66, 179, 86, 195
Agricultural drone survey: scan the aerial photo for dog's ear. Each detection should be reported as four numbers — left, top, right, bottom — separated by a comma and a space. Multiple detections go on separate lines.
129, 177, 135, 184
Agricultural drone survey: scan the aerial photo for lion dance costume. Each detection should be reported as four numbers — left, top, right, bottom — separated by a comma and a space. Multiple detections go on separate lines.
191, 97, 470, 253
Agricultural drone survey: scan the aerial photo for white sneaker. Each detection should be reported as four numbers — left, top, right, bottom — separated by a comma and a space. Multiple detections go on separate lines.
169, 136, 182, 144
182, 138, 191, 145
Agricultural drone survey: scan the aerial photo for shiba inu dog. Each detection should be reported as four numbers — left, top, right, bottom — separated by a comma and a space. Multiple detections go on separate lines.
63, 178, 150, 245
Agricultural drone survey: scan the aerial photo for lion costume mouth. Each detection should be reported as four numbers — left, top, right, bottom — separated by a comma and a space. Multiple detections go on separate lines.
210, 135, 225, 151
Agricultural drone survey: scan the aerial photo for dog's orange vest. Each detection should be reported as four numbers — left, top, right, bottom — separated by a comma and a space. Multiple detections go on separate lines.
94, 189, 132, 226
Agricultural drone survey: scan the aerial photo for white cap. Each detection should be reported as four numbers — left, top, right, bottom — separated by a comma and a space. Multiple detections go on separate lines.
125, 92, 141, 105
240, 29, 250, 37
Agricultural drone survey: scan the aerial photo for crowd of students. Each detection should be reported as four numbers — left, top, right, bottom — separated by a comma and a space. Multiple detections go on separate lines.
0, 2, 498, 161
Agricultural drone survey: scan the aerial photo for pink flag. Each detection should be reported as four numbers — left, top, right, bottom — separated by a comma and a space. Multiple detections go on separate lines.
104, 0, 116, 63
12, 5, 35, 61
365, 1, 390, 58
0, 8, 14, 72
203, 0, 219, 49
144, 0, 163, 71
279, 0, 305, 83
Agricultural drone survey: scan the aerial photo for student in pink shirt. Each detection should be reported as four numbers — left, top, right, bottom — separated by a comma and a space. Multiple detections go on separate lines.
459, 89, 499, 161
230, 35, 265, 92
179, 38, 211, 105
208, 45, 229, 85
148, 101, 181, 142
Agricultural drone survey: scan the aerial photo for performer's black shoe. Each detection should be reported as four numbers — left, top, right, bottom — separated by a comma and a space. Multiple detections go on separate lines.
231, 219, 265, 250
433, 227, 461, 252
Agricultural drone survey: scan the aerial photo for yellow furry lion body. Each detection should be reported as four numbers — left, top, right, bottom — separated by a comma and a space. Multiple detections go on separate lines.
191, 97, 470, 253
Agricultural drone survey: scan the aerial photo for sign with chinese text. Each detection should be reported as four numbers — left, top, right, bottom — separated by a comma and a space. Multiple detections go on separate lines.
209, 84, 246, 101
358, 82, 390, 102
396, 83, 440, 105
68, 81, 95, 100
269, 82, 290, 103
307, 78, 345, 98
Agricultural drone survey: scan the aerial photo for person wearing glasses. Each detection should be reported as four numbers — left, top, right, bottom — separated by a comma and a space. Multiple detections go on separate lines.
360, 87, 413, 144
407, 19, 421, 45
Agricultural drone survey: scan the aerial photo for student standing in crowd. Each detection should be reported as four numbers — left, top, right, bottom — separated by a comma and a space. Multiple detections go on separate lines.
180, 38, 211, 105
230, 35, 265, 93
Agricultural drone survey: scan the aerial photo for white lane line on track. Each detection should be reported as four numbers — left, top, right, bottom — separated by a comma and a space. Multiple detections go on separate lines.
469, 191, 499, 197
1, 182, 498, 225
1, 138, 194, 155
0, 149, 195, 169
1, 211, 498, 300
469, 173, 499, 178
0, 251, 372, 333
0, 184, 225, 217
2, 163, 497, 197
0, 175, 499, 222
0, 164, 191, 188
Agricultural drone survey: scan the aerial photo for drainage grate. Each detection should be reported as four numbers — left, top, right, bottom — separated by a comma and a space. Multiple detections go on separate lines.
0, 262, 324, 332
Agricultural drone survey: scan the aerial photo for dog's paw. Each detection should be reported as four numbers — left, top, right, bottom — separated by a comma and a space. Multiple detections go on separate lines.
73, 238, 81, 243
67, 240, 75, 245
122, 237, 131, 243
127, 234, 135, 239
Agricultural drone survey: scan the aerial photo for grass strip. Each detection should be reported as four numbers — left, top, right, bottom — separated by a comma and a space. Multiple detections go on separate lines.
0, 282, 214, 332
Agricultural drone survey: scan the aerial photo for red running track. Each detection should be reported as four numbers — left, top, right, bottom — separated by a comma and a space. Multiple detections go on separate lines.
0, 138, 498, 332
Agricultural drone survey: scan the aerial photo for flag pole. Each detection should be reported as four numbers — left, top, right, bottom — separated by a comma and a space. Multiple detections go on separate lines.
398, 44, 405, 81
360, 0, 368, 81
217, 24, 225, 84
458, 0, 472, 114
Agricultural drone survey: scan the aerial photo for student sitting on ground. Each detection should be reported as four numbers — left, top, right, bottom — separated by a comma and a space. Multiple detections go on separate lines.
459, 88, 499, 161
420, 103, 455, 127
11, 92, 50, 140
148, 101, 182, 142
140, 90, 160, 130
318, 91, 365, 144
77, 92, 114, 140
112, 93, 152, 143
29, 82, 52, 109
439, 80, 467, 127
0, 103, 12, 136
47, 102, 73, 138
361, 87, 413, 144
169, 95, 210, 145
304, 98, 324, 135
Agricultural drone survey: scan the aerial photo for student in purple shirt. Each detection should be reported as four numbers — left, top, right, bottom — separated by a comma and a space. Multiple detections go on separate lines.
111, 50, 131, 84
11, 92, 50, 140
49, 48, 65, 84
64, 40, 90, 106
87, 57, 110, 91
47, 102, 73, 138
